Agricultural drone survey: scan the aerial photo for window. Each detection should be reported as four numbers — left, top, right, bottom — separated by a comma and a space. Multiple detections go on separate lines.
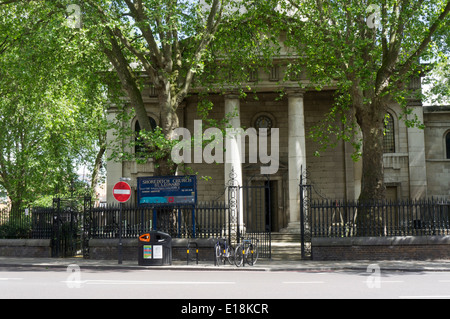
446, 131, 450, 159
383, 113, 395, 153
269, 65, 279, 81
135, 117, 157, 154
135, 117, 157, 133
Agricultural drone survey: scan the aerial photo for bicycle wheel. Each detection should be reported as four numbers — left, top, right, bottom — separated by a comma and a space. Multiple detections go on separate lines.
246, 244, 259, 266
225, 245, 235, 265
234, 244, 244, 267
214, 243, 222, 266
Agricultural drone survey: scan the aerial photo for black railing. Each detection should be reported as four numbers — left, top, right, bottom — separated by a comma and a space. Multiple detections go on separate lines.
86, 202, 228, 240
308, 199, 450, 237
4, 199, 449, 240
195, 201, 228, 239
1, 201, 229, 240
0, 208, 54, 239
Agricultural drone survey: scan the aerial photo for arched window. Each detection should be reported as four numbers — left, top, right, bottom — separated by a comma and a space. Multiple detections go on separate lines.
383, 113, 395, 153
135, 117, 157, 154
135, 117, 157, 133
446, 131, 450, 159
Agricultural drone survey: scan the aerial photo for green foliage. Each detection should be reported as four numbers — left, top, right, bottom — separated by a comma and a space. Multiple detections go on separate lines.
423, 58, 450, 105
0, 221, 32, 239
265, 0, 450, 161
101, 1, 281, 176
0, 1, 113, 208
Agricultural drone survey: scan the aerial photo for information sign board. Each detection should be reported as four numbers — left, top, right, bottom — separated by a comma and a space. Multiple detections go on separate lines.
137, 175, 197, 205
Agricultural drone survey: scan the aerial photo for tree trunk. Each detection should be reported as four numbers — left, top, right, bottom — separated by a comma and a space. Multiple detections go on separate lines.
101, 29, 154, 134
152, 89, 180, 176
91, 143, 106, 195
356, 100, 386, 202
355, 100, 386, 236
360, 118, 386, 201
9, 198, 23, 217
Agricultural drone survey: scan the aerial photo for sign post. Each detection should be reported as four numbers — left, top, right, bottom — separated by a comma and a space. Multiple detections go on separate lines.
113, 181, 131, 264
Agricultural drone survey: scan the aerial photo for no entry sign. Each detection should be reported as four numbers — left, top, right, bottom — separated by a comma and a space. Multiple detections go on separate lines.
113, 182, 132, 203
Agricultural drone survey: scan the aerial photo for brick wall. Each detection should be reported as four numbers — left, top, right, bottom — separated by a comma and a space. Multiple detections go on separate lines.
88, 238, 216, 262
312, 236, 450, 261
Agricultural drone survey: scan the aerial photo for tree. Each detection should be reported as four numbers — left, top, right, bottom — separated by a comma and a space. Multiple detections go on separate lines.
271, 0, 450, 201
0, 1, 114, 210
424, 58, 450, 105
77, 0, 250, 175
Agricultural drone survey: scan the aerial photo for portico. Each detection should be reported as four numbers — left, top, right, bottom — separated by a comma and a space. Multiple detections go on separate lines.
222, 89, 307, 233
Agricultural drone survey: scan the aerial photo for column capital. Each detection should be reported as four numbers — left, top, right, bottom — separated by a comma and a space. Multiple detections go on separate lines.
285, 89, 306, 98
223, 92, 241, 100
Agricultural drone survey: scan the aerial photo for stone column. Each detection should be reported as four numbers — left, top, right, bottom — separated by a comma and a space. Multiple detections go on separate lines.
407, 105, 428, 199
224, 93, 244, 239
282, 89, 307, 233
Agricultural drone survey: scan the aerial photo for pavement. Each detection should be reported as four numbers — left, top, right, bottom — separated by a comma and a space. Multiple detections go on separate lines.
1, 256, 450, 272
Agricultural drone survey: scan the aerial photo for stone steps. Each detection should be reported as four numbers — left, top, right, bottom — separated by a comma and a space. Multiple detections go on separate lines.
270, 233, 302, 261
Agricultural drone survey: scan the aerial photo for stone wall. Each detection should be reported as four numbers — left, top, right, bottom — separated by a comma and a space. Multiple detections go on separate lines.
0, 238, 216, 261
88, 238, 216, 262
424, 106, 450, 199
312, 236, 450, 261
0, 239, 52, 258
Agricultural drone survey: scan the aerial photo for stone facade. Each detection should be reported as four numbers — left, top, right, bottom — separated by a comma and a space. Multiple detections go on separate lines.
105, 67, 450, 233
424, 105, 450, 199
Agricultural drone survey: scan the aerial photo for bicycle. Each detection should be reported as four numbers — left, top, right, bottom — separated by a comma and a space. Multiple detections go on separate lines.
214, 238, 235, 266
234, 237, 259, 267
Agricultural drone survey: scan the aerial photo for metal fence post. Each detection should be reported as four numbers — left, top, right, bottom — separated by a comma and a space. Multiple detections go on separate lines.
192, 205, 196, 239
118, 202, 123, 265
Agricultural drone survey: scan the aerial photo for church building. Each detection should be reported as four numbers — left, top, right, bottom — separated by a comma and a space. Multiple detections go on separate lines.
105, 49, 450, 234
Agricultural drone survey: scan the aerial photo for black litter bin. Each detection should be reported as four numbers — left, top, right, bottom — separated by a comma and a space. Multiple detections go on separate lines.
138, 231, 172, 266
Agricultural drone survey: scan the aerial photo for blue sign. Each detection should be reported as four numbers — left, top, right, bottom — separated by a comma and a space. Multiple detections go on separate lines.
137, 176, 197, 206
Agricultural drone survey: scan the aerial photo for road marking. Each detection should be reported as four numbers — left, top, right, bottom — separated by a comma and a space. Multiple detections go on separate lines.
0, 278, 23, 281
400, 296, 450, 299
61, 280, 235, 285
60, 281, 88, 285
363, 281, 404, 283
283, 281, 325, 284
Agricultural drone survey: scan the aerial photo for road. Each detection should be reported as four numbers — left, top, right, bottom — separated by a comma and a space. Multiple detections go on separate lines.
1, 267, 450, 300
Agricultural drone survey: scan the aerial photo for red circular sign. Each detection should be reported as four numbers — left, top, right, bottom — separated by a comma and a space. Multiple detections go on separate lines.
113, 182, 131, 203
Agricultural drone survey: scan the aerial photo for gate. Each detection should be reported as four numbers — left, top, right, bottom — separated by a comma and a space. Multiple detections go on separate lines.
240, 174, 272, 259
51, 198, 83, 258
300, 168, 312, 259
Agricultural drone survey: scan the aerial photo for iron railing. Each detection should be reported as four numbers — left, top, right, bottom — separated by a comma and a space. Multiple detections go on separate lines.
85, 202, 228, 240
1, 201, 230, 241
0, 207, 54, 239
308, 199, 450, 237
